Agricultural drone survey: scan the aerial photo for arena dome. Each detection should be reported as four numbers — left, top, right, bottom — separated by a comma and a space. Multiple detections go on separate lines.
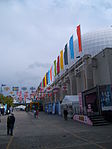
74, 27, 112, 58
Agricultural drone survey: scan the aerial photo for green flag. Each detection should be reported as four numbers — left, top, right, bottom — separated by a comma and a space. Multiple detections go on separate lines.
54, 60, 56, 77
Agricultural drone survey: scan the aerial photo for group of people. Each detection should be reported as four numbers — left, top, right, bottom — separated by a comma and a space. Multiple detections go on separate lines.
6, 106, 68, 136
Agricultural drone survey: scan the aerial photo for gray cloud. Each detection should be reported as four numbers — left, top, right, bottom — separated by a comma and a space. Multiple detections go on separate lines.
28, 62, 50, 69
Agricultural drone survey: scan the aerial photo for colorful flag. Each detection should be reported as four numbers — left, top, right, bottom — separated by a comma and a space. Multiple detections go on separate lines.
24, 91, 28, 102
45, 74, 47, 86
24, 91, 28, 98
64, 44, 68, 65
57, 56, 60, 74
43, 77, 45, 87
48, 70, 50, 84
17, 91, 19, 96
60, 50, 64, 70
12, 87, 19, 91
69, 35, 74, 59
52, 65, 54, 81
21, 87, 27, 91
41, 82, 42, 88
46, 72, 48, 85
77, 25, 82, 52
54, 60, 56, 76
42, 79, 44, 88
19, 91, 22, 102
50, 66, 52, 82
30, 87, 36, 91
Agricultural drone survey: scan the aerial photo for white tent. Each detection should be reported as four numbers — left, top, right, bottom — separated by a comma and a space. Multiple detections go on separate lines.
61, 95, 79, 118
15, 105, 26, 110
61, 95, 79, 105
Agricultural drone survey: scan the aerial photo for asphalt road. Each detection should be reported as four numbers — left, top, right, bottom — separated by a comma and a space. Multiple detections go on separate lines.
0, 111, 112, 149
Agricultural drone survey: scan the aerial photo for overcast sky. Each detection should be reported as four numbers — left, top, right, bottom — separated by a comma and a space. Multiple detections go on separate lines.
0, 0, 112, 88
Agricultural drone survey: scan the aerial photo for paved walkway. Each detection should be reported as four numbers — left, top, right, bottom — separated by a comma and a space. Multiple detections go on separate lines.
0, 111, 112, 149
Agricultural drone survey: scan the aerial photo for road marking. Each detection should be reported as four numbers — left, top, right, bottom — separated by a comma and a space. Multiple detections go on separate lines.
6, 136, 13, 149
63, 128, 106, 149
52, 123, 106, 149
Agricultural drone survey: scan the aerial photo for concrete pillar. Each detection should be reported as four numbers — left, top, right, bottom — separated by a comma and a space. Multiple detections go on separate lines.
64, 76, 70, 95
69, 72, 77, 95
84, 57, 94, 90
59, 84, 64, 102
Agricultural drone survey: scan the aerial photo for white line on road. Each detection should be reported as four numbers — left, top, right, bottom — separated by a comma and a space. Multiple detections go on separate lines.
6, 136, 13, 149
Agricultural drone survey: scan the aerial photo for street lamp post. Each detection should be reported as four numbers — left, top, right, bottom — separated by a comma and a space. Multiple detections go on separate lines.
1, 84, 6, 94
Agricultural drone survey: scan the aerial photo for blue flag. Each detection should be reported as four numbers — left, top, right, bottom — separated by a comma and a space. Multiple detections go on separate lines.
69, 35, 74, 59
48, 70, 50, 84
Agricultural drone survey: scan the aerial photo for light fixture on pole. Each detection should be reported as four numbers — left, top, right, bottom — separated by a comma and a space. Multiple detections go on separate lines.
1, 84, 6, 93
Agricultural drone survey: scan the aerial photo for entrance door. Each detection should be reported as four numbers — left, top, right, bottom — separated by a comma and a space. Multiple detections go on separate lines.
85, 92, 99, 115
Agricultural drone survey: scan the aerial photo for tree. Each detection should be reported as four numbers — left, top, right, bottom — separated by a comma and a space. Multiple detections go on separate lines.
0, 94, 5, 104
0, 94, 14, 107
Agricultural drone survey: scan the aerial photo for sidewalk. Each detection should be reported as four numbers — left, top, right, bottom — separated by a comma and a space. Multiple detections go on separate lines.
0, 115, 11, 149
0, 115, 7, 136
0, 111, 112, 149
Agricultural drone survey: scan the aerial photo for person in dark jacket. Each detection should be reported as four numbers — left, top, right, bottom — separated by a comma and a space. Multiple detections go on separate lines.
7, 113, 15, 136
63, 108, 68, 120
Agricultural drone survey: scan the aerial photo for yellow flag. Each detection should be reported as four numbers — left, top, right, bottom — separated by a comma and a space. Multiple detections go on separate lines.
45, 74, 47, 87
60, 50, 64, 70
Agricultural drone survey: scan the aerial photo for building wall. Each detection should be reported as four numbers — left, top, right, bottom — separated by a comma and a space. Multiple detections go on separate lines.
85, 58, 94, 89
66, 48, 112, 96
46, 48, 112, 102
106, 49, 112, 84
93, 48, 112, 86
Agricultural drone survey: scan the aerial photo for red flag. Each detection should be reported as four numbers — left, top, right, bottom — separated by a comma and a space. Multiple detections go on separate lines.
24, 91, 28, 98
57, 56, 60, 74
20, 90, 22, 96
77, 25, 82, 52
50, 66, 52, 82
19, 91, 22, 102
17, 91, 19, 96
24, 95, 26, 102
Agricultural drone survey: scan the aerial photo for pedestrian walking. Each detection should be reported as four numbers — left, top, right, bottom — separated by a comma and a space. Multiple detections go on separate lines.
63, 108, 68, 120
7, 113, 15, 136
36, 109, 39, 119
34, 109, 36, 118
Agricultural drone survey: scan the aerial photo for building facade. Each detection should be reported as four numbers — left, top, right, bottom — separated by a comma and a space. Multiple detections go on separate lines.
37, 28, 112, 117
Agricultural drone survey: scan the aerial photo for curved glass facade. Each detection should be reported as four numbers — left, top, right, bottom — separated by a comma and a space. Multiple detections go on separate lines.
74, 27, 112, 61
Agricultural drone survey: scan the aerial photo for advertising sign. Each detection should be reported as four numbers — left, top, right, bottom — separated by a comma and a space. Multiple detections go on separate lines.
30, 87, 36, 91
22, 87, 27, 91
12, 87, 19, 91
100, 85, 112, 111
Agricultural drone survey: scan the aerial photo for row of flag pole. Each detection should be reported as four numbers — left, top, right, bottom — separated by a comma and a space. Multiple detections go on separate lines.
39, 25, 82, 89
